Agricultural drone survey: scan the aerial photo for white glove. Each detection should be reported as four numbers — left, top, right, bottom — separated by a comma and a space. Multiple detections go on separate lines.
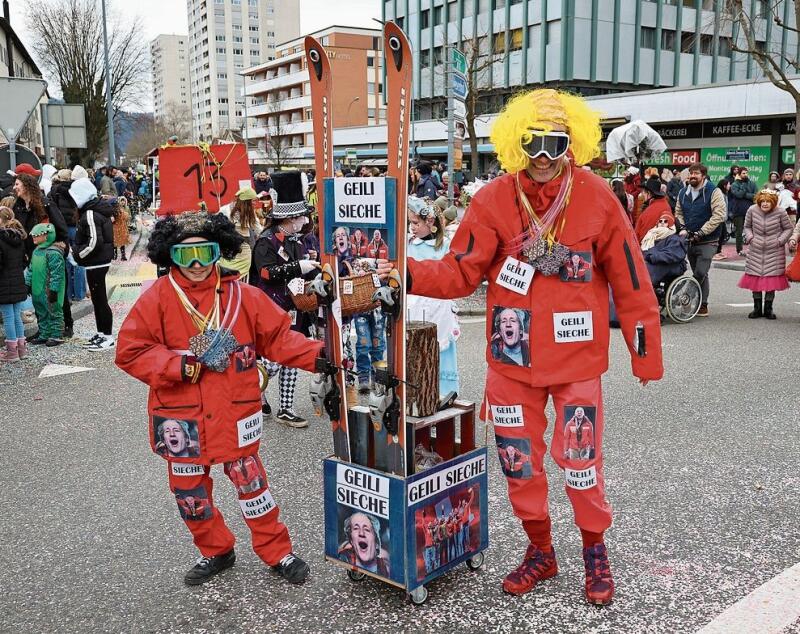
299, 259, 320, 274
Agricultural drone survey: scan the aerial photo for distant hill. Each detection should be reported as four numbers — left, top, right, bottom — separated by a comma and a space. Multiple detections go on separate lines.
115, 111, 154, 155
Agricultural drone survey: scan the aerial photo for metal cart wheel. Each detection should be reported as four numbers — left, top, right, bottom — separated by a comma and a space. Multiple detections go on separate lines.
466, 552, 485, 570
665, 275, 702, 323
408, 585, 429, 605
347, 569, 367, 582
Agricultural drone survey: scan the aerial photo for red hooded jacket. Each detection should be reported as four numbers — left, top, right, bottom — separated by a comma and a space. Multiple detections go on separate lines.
115, 267, 323, 464
407, 170, 663, 387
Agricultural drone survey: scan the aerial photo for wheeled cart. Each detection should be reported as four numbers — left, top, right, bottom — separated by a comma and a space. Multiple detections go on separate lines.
322, 402, 489, 604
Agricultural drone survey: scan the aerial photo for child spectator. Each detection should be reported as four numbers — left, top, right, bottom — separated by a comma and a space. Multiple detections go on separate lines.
0, 206, 29, 361
406, 197, 460, 396
25, 223, 65, 346
113, 197, 131, 261
739, 189, 793, 319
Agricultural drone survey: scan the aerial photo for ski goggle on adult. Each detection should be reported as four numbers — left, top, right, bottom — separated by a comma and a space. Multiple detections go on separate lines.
520, 130, 571, 160
170, 242, 221, 268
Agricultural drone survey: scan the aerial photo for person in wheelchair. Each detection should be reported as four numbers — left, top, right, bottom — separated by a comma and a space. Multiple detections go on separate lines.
640, 212, 687, 290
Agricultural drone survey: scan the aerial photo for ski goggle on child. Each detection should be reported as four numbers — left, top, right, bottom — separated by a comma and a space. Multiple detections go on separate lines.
520, 130, 571, 161
170, 242, 221, 268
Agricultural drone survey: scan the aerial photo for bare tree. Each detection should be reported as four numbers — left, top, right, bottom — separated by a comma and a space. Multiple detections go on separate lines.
263, 100, 296, 170
460, 31, 509, 175
125, 103, 193, 163
723, 0, 800, 169
26, 0, 148, 166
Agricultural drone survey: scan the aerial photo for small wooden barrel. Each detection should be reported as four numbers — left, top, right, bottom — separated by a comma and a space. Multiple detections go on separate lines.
406, 320, 439, 417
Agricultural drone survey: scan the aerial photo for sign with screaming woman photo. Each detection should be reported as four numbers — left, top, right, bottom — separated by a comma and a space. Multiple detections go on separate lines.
323, 177, 398, 258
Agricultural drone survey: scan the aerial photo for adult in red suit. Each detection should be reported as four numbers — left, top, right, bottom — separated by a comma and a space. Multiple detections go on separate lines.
406, 89, 663, 604
116, 212, 323, 587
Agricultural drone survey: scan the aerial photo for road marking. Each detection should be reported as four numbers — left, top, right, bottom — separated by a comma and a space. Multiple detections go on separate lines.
460, 316, 487, 324
726, 303, 755, 307
38, 364, 94, 378
696, 561, 800, 634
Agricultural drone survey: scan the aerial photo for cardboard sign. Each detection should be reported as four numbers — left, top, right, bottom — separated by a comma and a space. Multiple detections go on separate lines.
336, 462, 391, 519
158, 143, 250, 215
170, 463, 205, 477
490, 404, 525, 427
553, 311, 594, 343
324, 176, 397, 258
496, 256, 534, 295
239, 489, 277, 518
565, 466, 597, 490
237, 412, 263, 447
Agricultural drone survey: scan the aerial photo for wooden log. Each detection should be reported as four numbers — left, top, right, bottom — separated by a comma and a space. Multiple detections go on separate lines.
406, 320, 439, 417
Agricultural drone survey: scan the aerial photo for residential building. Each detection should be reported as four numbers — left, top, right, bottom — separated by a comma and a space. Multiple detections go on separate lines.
0, 11, 45, 154
327, 77, 800, 180
150, 34, 192, 120
186, 0, 300, 142
242, 26, 384, 167
382, 0, 800, 119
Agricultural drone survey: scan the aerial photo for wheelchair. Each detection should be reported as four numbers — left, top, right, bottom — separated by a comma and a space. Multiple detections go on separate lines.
654, 273, 702, 323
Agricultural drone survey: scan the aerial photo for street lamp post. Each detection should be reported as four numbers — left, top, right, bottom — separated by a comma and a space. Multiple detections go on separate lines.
346, 96, 360, 127
101, 0, 116, 165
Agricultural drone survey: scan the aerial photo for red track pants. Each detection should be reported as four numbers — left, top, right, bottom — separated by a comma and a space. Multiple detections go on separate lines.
486, 369, 613, 534
167, 451, 293, 566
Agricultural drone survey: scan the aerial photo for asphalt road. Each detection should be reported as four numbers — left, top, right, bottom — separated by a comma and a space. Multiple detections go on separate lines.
2, 265, 799, 633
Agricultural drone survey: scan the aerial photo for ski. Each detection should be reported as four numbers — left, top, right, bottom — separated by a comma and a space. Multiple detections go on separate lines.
305, 36, 351, 462
373, 22, 413, 476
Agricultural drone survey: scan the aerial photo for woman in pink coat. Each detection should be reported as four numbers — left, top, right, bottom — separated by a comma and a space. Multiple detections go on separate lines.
738, 189, 793, 319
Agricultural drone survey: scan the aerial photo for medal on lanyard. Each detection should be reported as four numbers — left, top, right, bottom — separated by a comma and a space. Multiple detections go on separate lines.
170, 267, 242, 372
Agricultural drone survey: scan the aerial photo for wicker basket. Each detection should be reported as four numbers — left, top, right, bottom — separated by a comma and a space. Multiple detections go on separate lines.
291, 263, 380, 317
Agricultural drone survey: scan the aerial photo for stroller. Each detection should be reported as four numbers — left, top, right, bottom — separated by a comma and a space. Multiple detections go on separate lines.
644, 235, 702, 323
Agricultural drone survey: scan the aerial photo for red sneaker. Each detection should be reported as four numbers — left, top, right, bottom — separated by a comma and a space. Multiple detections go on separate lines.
502, 545, 558, 595
583, 543, 614, 605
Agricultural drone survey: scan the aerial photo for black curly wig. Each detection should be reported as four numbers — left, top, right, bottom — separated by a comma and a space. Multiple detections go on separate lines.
147, 212, 244, 268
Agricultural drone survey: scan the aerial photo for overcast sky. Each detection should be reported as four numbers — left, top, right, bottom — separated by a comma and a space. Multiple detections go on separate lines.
9, 0, 381, 42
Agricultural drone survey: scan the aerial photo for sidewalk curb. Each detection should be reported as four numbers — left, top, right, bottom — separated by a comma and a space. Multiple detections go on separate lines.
713, 261, 746, 272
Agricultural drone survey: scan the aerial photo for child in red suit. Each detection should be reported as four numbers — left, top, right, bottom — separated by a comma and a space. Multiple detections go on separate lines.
116, 212, 323, 586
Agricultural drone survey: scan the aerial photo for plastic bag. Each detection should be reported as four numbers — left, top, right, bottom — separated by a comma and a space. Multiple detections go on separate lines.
786, 254, 800, 282
414, 444, 444, 472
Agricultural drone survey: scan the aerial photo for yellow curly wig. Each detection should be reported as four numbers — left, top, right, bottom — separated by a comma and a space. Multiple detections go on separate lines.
754, 189, 779, 208
490, 89, 602, 173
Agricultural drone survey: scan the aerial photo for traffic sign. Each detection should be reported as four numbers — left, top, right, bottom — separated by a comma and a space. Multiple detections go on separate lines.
0, 78, 47, 142
45, 103, 87, 149
0, 144, 41, 174
725, 149, 751, 161
452, 72, 467, 100
451, 48, 467, 75
453, 98, 466, 120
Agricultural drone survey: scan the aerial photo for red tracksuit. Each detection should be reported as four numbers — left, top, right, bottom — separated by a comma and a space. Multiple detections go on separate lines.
408, 169, 663, 534
116, 267, 323, 565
